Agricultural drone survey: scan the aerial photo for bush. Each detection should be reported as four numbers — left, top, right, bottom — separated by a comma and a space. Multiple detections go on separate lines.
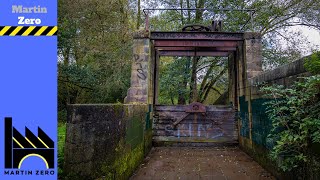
261, 75, 320, 172
58, 124, 66, 179
304, 51, 320, 75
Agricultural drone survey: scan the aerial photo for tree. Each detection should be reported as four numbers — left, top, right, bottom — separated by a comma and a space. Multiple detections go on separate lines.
140, 0, 320, 104
58, 0, 133, 117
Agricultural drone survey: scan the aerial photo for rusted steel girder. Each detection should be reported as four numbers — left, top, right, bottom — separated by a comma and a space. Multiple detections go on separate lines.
155, 47, 237, 51
158, 51, 229, 57
150, 32, 243, 41
154, 40, 238, 47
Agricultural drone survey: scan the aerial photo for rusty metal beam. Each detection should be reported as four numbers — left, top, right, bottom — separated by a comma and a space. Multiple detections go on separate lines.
158, 51, 229, 57
150, 32, 243, 40
154, 40, 238, 47
155, 47, 237, 51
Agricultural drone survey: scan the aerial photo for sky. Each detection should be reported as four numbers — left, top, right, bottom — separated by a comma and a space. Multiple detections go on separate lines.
284, 26, 320, 56
299, 27, 320, 50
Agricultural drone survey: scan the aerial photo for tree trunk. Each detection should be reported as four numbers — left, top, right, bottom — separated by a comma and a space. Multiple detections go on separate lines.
186, 0, 191, 23
200, 67, 227, 103
179, 0, 184, 25
188, 0, 205, 103
178, 58, 190, 104
177, 1, 188, 105
171, 95, 175, 105
136, 0, 141, 29
190, 57, 199, 103
195, 0, 205, 23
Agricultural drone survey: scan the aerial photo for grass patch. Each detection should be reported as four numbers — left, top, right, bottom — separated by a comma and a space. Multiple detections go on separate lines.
58, 123, 66, 178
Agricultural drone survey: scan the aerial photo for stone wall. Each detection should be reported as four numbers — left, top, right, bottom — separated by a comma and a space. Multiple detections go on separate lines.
238, 57, 320, 179
64, 104, 152, 179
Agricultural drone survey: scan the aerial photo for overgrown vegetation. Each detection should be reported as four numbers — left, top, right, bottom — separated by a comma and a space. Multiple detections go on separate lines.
58, 123, 66, 177
58, 0, 132, 123
305, 51, 320, 75
261, 53, 320, 172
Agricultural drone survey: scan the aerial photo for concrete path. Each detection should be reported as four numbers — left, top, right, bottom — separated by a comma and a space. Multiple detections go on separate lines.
130, 147, 275, 180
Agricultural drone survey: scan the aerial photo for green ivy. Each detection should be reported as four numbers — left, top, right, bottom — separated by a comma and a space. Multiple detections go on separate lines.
260, 75, 320, 172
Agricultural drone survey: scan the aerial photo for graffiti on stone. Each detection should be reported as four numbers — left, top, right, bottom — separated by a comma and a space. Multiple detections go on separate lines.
133, 54, 147, 80
133, 54, 143, 62
136, 63, 147, 80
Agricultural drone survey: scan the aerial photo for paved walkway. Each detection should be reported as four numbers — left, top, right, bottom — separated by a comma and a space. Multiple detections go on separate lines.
130, 147, 275, 180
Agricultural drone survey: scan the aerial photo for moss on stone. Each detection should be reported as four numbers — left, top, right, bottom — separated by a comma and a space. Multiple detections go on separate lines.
64, 104, 151, 180
144, 130, 153, 154
100, 140, 144, 180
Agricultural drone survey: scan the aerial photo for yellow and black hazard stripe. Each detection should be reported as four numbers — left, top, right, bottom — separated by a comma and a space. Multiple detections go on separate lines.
0, 26, 57, 36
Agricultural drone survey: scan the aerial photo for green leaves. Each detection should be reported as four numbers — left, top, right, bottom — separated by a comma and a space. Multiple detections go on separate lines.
159, 57, 191, 104
305, 51, 320, 75
58, 0, 132, 108
261, 75, 320, 172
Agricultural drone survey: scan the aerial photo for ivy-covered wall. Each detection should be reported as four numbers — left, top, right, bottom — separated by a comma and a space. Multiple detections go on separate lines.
238, 57, 320, 179
64, 104, 152, 180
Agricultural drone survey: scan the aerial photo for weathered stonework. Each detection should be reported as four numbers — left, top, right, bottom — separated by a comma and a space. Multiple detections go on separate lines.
125, 30, 151, 104
64, 104, 152, 179
243, 32, 263, 79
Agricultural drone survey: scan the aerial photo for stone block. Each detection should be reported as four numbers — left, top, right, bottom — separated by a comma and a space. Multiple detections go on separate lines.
125, 95, 148, 104
247, 62, 263, 71
130, 76, 147, 88
143, 39, 150, 45
144, 46, 149, 53
133, 44, 145, 54
133, 30, 149, 39
247, 70, 262, 79
127, 87, 148, 97
243, 32, 262, 40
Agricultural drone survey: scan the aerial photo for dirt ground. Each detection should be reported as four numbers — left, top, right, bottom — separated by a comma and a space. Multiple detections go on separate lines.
130, 146, 275, 180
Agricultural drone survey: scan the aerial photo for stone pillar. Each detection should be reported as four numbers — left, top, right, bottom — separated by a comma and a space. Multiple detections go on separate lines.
243, 32, 263, 147
125, 30, 150, 104
243, 32, 263, 79
238, 41, 246, 98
